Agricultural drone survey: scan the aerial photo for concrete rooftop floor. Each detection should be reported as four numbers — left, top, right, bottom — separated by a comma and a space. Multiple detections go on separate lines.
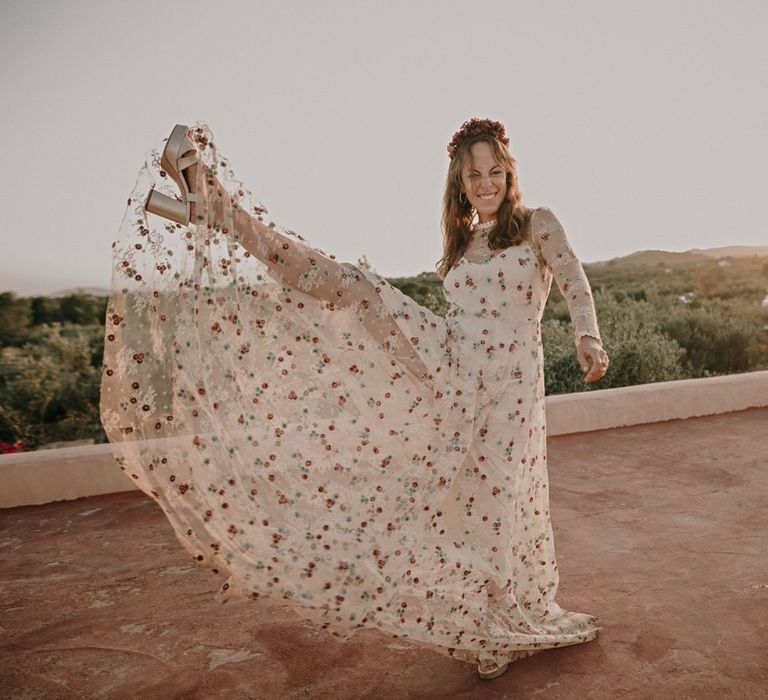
1, 407, 766, 699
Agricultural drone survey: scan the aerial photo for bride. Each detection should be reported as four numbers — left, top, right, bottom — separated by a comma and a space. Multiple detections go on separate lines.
101, 119, 607, 681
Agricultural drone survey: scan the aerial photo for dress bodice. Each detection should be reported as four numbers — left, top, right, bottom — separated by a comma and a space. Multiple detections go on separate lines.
462, 219, 507, 264
442, 209, 602, 346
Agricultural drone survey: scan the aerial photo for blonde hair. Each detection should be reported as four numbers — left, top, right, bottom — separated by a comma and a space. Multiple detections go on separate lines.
436, 133, 534, 280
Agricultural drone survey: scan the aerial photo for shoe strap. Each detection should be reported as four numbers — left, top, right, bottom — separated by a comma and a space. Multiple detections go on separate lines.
178, 153, 199, 171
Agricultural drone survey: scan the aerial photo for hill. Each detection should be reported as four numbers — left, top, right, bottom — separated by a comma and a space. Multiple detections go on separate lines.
686, 245, 768, 259
48, 287, 111, 298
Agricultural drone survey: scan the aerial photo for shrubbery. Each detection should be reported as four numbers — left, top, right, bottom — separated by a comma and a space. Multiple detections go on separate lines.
0, 323, 105, 450
1, 255, 766, 451
657, 297, 761, 375
541, 291, 689, 395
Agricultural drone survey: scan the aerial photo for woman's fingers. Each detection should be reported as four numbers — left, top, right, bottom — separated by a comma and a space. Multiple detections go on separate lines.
580, 346, 608, 382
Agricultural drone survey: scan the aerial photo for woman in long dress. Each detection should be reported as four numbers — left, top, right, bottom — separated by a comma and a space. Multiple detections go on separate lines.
100, 118, 609, 679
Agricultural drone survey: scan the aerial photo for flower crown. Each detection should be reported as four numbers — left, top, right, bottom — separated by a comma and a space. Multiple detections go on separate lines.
447, 117, 510, 160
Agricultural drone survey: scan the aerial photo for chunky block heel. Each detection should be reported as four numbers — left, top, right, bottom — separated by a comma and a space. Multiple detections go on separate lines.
144, 124, 200, 225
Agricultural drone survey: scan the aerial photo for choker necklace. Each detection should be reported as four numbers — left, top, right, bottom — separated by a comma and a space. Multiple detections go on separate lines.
472, 218, 498, 233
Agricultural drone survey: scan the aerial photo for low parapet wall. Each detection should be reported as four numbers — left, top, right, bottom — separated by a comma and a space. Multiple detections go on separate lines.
2, 370, 765, 509
546, 369, 765, 434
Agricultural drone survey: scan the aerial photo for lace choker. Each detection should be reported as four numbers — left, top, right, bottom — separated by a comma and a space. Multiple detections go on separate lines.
471, 218, 498, 234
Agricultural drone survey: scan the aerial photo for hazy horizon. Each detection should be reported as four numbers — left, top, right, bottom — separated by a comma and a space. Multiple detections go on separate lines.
8, 242, 768, 300
1, 0, 766, 296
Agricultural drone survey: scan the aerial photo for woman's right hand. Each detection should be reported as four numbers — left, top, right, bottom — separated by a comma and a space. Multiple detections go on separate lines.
577, 336, 609, 383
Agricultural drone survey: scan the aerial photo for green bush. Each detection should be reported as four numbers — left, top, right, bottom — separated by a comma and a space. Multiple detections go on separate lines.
392, 278, 451, 317
0, 323, 106, 449
1, 253, 766, 451
0, 292, 107, 346
0, 292, 32, 346
542, 291, 688, 395
658, 296, 765, 375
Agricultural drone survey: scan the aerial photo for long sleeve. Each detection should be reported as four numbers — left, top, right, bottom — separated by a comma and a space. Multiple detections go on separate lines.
532, 207, 602, 345
202, 177, 434, 386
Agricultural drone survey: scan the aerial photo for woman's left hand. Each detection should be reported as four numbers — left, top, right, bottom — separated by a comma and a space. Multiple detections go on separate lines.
577, 336, 609, 383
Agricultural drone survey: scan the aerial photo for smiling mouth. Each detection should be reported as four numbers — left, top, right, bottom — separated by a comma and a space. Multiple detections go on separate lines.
478, 193, 497, 200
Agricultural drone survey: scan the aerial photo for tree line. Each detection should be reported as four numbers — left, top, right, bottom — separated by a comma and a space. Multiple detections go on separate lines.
1, 251, 767, 452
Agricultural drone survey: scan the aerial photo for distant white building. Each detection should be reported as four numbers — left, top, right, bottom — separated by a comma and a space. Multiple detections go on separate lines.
761, 292, 768, 309
717, 259, 731, 267
678, 292, 696, 304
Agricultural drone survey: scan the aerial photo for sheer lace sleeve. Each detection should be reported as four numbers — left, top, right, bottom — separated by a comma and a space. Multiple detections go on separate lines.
532, 207, 602, 345
198, 167, 435, 387
234, 206, 436, 384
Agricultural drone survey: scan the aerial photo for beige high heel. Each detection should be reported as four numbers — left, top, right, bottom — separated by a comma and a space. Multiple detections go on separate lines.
144, 124, 200, 225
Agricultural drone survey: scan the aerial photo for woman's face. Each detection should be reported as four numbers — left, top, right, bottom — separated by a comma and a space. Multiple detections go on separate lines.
460, 141, 508, 223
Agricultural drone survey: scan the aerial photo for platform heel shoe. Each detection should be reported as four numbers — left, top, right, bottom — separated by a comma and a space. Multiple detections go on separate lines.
477, 659, 509, 680
144, 124, 200, 225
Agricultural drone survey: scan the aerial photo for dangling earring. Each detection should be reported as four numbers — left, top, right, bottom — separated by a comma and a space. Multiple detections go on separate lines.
459, 191, 467, 205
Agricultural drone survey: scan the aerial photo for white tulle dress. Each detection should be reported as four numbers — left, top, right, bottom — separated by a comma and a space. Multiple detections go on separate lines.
100, 122, 603, 669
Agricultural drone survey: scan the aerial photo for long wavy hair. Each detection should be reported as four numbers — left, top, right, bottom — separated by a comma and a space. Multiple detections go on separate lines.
436, 132, 534, 280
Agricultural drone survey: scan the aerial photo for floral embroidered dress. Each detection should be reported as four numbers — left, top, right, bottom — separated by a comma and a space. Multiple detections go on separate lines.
100, 122, 603, 669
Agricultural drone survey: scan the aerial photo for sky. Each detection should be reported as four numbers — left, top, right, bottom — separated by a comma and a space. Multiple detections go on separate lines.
1, 0, 766, 296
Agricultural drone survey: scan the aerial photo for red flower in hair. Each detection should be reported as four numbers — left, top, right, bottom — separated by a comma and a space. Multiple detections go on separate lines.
447, 117, 509, 159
